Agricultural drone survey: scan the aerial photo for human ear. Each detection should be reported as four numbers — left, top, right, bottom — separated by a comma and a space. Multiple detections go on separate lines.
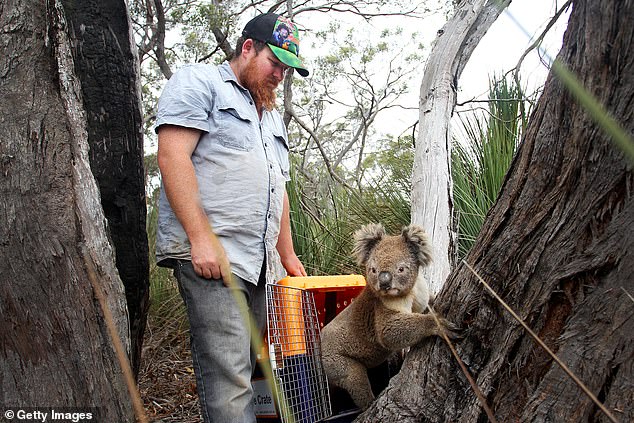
241, 39, 255, 58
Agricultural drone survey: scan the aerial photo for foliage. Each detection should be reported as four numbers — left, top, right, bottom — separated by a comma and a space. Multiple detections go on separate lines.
287, 134, 413, 276
452, 75, 532, 258
131, 1, 440, 151
288, 22, 423, 189
287, 172, 357, 275
287, 74, 533, 275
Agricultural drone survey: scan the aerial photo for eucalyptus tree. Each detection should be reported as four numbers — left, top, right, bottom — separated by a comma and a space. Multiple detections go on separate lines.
411, 0, 513, 295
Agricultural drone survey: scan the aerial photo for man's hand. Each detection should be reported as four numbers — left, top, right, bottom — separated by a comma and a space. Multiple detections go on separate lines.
190, 232, 232, 284
281, 253, 307, 277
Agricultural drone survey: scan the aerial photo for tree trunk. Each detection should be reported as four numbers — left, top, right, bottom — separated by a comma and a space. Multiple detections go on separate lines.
411, 0, 511, 295
62, 0, 149, 378
0, 0, 135, 419
358, 0, 633, 421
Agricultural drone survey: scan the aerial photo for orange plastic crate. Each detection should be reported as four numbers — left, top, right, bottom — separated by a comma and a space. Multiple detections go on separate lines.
277, 275, 366, 330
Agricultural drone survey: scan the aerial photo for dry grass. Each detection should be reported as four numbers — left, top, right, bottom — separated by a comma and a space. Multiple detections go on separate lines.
138, 278, 202, 422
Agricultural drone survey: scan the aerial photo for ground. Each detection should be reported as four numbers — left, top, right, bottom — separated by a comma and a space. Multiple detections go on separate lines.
139, 287, 202, 422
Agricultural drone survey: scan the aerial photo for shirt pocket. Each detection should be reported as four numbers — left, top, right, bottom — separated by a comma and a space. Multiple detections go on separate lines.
216, 103, 256, 151
271, 128, 291, 180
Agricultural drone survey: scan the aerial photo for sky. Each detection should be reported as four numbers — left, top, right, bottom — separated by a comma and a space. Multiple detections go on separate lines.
458, 0, 570, 102
291, 0, 571, 143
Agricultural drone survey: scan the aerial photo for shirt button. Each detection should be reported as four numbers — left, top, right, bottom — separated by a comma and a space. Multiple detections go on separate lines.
271, 188, 275, 193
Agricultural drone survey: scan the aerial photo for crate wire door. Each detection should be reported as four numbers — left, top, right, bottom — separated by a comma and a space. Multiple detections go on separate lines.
266, 284, 332, 423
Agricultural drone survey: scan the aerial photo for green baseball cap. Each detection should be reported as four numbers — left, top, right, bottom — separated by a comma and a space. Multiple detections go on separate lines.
242, 13, 309, 77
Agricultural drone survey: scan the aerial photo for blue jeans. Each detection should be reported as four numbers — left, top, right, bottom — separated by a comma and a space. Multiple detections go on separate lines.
174, 260, 267, 423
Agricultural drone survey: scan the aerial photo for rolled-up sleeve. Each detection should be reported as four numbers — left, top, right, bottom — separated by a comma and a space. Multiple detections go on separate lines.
154, 65, 216, 133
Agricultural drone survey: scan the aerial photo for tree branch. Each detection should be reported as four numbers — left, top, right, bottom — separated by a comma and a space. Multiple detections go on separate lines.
153, 0, 172, 79
287, 108, 355, 190
411, 0, 512, 295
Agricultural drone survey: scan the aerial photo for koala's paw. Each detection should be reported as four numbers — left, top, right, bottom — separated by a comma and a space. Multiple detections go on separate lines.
436, 317, 462, 340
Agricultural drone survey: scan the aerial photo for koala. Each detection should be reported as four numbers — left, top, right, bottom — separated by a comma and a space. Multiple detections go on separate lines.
320, 223, 454, 410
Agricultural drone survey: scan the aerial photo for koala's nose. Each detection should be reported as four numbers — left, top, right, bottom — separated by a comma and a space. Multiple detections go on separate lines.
378, 271, 392, 290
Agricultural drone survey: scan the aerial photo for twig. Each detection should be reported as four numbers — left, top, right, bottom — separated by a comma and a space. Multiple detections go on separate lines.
429, 307, 498, 423
508, 0, 572, 79
462, 260, 620, 423
504, 0, 572, 125
621, 287, 634, 303
287, 108, 355, 190
83, 247, 149, 423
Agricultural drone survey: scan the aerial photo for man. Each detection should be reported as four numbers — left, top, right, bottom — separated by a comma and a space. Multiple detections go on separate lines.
154, 13, 309, 423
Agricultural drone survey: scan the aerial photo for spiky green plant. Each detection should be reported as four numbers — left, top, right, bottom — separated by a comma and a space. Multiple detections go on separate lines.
452, 75, 532, 258
287, 162, 357, 275
287, 138, 413, 276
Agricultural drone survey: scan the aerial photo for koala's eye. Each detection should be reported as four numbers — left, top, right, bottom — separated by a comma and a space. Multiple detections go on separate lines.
398, 266, 405, 273
370, 267, 377, 274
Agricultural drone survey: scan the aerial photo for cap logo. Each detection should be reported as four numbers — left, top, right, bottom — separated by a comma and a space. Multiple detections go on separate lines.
271, 16, 300, 56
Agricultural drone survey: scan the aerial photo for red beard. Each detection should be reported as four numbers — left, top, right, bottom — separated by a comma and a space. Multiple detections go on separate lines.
241, 56, 278, 112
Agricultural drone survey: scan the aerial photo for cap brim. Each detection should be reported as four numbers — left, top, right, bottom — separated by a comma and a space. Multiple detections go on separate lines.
269, 44, 309, 77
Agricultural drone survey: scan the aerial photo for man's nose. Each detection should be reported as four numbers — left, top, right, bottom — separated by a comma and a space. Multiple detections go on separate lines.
273, 66, 286, 81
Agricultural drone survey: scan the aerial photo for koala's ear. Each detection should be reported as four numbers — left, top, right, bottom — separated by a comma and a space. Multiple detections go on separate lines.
402, 225, 432, 267
353, 223, 385, 266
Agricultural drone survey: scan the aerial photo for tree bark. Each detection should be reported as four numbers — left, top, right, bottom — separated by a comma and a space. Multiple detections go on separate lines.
358, 0, 633, 421
0, 0, 135, 419
411, 0, 511, 295
62, 0, 149, 378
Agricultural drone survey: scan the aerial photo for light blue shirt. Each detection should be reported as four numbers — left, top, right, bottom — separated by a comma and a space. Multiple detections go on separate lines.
154, 62, 290, 285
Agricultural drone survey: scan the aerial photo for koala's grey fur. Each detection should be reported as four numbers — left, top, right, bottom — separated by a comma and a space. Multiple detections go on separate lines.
321, 223, 452, 410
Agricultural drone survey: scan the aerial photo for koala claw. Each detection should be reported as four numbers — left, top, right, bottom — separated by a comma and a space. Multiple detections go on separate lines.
437, 318, 462, 340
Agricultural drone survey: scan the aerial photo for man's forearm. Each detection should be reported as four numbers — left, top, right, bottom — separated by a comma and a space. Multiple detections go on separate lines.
157, 125, 229, 280
276, 191, 294, 258
276, 190, 306, 276
158, 126, 209, 242
161, 156, 210, 243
